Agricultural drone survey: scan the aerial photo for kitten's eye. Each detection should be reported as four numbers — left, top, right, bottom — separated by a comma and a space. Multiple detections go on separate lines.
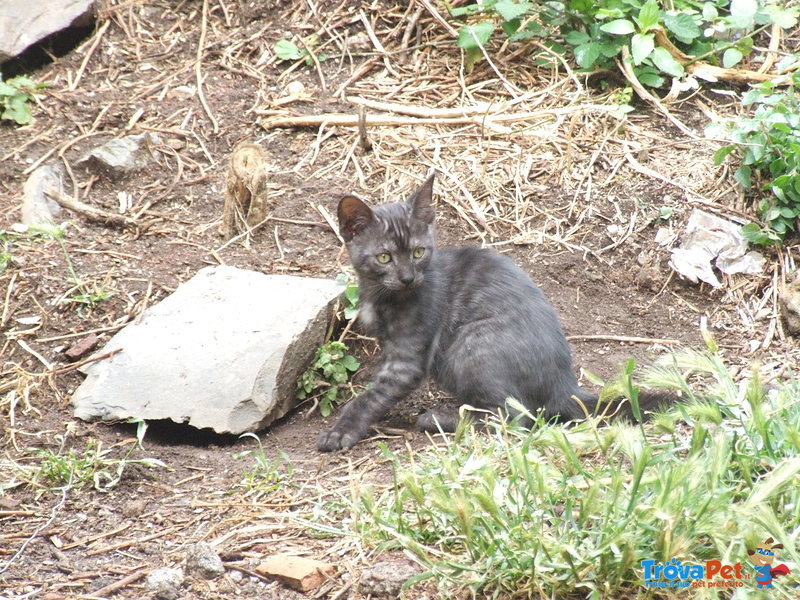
376, 252, 392, 264
412, 247, 426, 259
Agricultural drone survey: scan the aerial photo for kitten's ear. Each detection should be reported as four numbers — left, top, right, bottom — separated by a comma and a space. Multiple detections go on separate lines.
338, 195, 374, 241
407, 173, 435, 224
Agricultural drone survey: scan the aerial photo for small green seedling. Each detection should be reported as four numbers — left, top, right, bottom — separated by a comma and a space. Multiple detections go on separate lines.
297, 341, 360, 417
336, 272, 359, 320
656, 206, 674, 223
65, 280, 114, 312
0, 76, 45, 125
234, 433, 294, 499
274, 35, 328, 66
0, 231, 14, 272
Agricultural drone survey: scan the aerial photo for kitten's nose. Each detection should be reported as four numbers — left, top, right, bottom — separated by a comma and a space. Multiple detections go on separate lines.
399, 272, 415, 286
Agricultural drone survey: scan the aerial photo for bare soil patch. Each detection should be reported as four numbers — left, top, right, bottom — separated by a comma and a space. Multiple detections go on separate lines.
1, 1, 797, 598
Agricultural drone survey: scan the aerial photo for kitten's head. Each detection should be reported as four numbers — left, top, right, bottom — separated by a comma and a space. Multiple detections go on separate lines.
338, 174, 436, 293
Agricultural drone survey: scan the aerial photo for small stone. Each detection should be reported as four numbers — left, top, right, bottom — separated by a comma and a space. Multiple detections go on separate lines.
20, 162, 63, 226
229, 569, 243, 583
285, 81, 305, 96
121, 498, 148, 518
88, 577, 114, 592
64, 333, 99, 361
167, 85, 196, 99
78, 132, 161, 176
636, 267, 662, 293
654, 227, 675, 246
586, 270, 603, 282
347, 31, 371, 51
358, 560, 421, 597
145, 568, 184, 600
256, 554, 336, 592
185, 542, 225, 580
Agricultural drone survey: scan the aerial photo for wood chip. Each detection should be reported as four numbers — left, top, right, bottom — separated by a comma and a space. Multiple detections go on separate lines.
64, 333, 100, 361
255, 554, 336, 592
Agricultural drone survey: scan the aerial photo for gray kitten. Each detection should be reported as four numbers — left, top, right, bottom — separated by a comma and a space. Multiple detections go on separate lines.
317, 174, 652, 452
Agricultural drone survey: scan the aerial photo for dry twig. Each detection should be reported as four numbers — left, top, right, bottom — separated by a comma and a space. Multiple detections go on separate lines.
196, 0, 220, 132
45, 189, 139, 227
618, 47, 697, 138
567, 335, 680, 345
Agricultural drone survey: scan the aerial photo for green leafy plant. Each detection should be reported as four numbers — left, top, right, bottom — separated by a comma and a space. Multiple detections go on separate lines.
709, 70, 800, 243
449, 0, 799, 87
297, 341, 360, 417
0, 76, 45, 125
234, 433, 294, 500
306, 337, 800, 597
274, 35, 328, 66
655, 205, 674, 222
336, 272, 360, 320
33, 420, 166, 493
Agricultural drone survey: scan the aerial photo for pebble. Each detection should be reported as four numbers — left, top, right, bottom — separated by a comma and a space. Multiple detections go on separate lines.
145, 567, 184, 600
358, 560, 421, 597
185, 542, 225, 580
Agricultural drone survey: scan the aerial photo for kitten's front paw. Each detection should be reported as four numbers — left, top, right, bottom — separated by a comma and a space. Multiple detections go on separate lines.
316, 429, 361, 452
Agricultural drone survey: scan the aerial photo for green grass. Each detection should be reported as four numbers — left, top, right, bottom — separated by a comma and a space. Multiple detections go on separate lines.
308, 341, 800, 598
25, 420, 167, 495
2, 223, 115, 313
234, 433, 294, 501
0, 232, 14, 272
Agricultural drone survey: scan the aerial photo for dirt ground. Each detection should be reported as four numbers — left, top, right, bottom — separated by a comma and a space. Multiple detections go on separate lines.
1, 1, 797, 599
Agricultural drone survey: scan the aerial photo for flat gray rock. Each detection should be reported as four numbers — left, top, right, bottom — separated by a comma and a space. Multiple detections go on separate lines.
359, 560, 421, 597
78, 132, 161, 175
71, 266, 343, 434
0, 0, 95, 62
20, 162, 63, 226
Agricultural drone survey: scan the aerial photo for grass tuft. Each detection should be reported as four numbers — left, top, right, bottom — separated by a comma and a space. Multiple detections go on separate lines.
234, 433, 294, 500
317, 346, 800, 598
7, 420, 168, 496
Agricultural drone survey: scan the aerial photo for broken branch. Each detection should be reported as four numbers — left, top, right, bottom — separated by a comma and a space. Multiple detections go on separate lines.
45, 189, 139, 227
261, 103, 629, 133
653, 28, 789, 84
567, 334, 680, 345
